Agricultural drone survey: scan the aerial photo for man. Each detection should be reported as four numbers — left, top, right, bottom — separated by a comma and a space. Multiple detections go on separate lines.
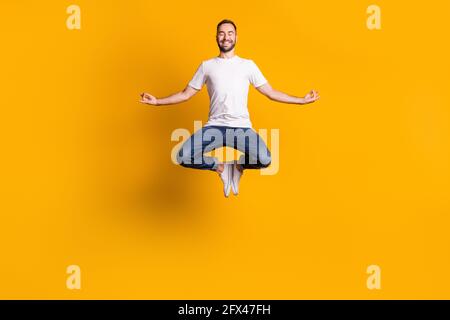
140, 19, 320, 197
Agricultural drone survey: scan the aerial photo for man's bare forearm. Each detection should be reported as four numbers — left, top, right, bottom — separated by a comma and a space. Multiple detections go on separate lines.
155, 91, 188, 106
269, 89, 306, 104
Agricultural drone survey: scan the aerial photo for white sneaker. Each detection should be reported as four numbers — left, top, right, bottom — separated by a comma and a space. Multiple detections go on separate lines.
231, 161, 243, 195
219, 163, 233, 197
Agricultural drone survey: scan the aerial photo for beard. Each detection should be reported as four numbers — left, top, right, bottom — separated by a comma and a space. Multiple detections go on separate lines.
217, 40, 236, 53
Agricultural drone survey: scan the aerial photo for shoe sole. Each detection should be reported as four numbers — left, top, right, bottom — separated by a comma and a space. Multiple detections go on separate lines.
231, 164, 241, 195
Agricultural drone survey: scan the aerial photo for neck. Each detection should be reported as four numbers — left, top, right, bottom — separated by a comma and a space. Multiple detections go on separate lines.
218, 51, 236, 59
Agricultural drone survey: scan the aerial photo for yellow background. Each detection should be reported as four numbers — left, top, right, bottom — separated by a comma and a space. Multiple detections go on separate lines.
1, 0, 449, 299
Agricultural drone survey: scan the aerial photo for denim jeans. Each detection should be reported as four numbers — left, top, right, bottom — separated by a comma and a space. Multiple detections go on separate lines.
176, 125, 272, 171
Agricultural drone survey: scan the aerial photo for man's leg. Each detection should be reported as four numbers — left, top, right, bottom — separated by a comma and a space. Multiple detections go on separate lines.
221, 127, 272, 195
176, 126, 226, 172
229, 127, 272, 170
177, 126, 235, 197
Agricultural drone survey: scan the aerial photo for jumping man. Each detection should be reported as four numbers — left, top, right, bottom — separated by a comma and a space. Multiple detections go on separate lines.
140, 19, 320, 197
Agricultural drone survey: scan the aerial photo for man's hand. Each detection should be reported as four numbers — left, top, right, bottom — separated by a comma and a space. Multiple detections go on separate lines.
140, 92, 158, 105
303, 90, 320, 104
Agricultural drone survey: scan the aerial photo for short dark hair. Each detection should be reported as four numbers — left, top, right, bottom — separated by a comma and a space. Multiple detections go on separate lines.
217, 19, 237, 34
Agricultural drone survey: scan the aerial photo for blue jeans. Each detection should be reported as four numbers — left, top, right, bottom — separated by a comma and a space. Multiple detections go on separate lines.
176, 126, 272, 171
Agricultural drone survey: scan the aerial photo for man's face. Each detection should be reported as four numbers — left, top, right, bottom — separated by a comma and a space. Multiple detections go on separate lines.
216, 23, 237, 53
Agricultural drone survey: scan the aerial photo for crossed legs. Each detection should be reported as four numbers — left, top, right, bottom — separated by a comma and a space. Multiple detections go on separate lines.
176, 125, 272, 196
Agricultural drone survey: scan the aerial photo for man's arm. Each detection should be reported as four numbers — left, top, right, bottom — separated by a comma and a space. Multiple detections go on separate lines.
140, 85, 200, 106
255, 83, 320, 104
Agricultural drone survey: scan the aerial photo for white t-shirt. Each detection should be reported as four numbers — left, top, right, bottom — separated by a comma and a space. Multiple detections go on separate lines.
188, 55, 268, 128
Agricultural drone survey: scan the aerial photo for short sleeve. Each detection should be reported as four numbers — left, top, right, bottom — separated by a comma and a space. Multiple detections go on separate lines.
188, 62, 206, 90
249, 60, 268, 88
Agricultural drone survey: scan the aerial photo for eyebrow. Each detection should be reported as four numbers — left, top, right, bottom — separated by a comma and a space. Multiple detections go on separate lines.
218, 31, 235, 33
